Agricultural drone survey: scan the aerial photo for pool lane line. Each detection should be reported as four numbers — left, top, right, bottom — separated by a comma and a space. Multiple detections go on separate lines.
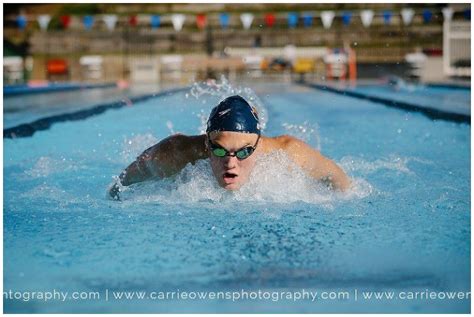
4, 87, 189, 139
301, 82, 470, 125
4, 82, 118, 97
426, 83, 470, 90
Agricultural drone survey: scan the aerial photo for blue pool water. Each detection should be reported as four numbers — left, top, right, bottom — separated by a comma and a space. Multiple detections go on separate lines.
4, 81, 470, 313
347, 82, 471, 116
3, 83, 166, 129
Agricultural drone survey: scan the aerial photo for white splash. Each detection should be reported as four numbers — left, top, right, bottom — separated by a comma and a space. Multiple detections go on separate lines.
119, 133, 159, 164
119, 150, 372, 206
25, 156, 79, 178
340, 155, 417, 175
282, 121, 321, 150
187, 76, 268, 134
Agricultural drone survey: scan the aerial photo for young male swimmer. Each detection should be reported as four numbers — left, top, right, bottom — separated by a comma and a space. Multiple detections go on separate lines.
108, 95, 350, 200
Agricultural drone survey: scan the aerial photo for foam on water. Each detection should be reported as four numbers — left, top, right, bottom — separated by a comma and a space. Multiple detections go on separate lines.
117, 150, 373, 206
340, 155, 415, 175
24, 156, 80, 178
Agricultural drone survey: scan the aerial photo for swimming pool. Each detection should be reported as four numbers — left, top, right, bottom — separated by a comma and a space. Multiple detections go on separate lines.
4, 80, 470, 313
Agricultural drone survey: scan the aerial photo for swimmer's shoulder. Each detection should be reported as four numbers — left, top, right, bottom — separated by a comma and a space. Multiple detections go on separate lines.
145, 133, 207, 160
260, 134, 308, 153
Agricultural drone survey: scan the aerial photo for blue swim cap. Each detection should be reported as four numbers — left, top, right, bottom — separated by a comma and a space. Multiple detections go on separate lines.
206, 95, 260, 134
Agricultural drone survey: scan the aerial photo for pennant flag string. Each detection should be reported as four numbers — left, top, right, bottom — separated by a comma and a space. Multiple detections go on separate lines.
240, 13, 253, 30
150, 15, 160, 29
463, 8, 471, 21
171, 14, 186, 31
383, 10, 392, 25
37, 14, 51, 31
342, 11, 352, 26
401, 8, 415, 26
83, 15, 94, 30
17, 15, 27, 29
320, 11, 335, 29
103, 15, 117, 31
287, 12, 298, 28
129, 15, 137, 27
264, 13, 276, 28
360, 10, 374, 28
302, 13, 313, 28
15, 8, 468, 32
60, 15, 71, 29
442, 7, 453, 21
422, 9, 432, 23
196, 14, 206, 29
219, 13, 229, 29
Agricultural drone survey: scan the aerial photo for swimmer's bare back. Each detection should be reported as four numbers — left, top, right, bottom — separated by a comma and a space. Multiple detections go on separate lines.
108, 134, 350, 200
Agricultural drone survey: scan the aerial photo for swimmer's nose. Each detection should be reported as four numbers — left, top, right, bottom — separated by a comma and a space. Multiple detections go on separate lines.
223, 155, 238, 169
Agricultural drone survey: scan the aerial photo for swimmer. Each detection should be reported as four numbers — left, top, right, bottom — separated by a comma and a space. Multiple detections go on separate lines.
108, 95, 350, 200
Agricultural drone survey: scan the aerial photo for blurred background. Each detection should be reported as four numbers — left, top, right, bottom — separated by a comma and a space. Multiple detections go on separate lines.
3, 3, 471, 88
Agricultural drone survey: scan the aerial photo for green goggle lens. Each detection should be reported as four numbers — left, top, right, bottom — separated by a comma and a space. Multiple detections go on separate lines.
211, 146, 254, 160
236, 148, 253, 159
208, 134, 260, 160
212, 148, 227, 157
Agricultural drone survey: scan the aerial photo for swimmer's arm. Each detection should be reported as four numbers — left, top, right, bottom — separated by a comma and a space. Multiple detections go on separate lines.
283, 136, 351, 191
108, 134, 200, 200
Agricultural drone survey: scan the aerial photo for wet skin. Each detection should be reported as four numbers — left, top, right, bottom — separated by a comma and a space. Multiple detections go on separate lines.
207, 131, 260, 190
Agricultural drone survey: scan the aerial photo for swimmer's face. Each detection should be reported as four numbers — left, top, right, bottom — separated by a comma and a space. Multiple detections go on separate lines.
207, 131, 260, 190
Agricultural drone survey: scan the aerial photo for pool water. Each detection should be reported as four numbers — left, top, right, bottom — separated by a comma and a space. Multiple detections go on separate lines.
347, 82, 471, 116
4, 80, 470, 313
3, 83, 168, 129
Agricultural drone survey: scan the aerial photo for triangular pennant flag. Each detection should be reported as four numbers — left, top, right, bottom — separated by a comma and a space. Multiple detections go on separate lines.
383, 10, 393, 25
302, 13, 313, 27
60, 15, 71, 29
264, 13, 276, 27
83, 15, 94, 30
37, 15, 51, 31
172, 14, 186, 31
401, 8, 415, 26
150, 15, 160, 29
360, 10, 374, 27
129, 15, 137, 27
320, 11, 335, 29
422, 9, 432, 23
342, 11, 352, 26
103, 15, 117, 31
442, 7, 453, 21
240, 13, 253, 30
17, 15, 27, 29
196, 14, 207, 29
464, 8, 471, 21
287, 12, 298, 28
219, 13, 229, 29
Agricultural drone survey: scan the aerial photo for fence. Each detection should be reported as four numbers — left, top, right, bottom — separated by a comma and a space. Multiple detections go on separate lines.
443, 20, 471, 77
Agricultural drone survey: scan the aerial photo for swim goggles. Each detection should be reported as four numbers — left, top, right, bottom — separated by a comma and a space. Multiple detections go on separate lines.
207, 134, 260, 160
